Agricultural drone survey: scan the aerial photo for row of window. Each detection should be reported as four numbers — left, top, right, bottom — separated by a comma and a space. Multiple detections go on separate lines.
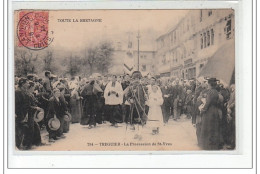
159, 10, 214, 49
200, 28, 214, 49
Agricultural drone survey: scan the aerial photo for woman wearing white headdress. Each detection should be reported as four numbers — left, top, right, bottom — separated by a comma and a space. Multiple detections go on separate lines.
147, 85, 164, 135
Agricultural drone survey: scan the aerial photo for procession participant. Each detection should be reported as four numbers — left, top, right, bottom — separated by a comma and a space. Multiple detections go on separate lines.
15, 78, 31, 149
117, 75, 123, 84
35, 78, 50, 129
50, 74, 58, 89
184, 89, 193, 119
104, 75, 123, 127
126, 71, 147, 140
27, 74, 36, 82
100, 75, 109, 123
53, 78, 62, 89
43, 71, 52, 97
172, 78, 184, 121
121, 74, 130, 90
146, 77, 160, 116
226, 84, 235, 149
70, 85, 82, 123
101, 75, 109, 90
192, 81, 205, 125
190, 79, 196, 92
80, 76, 98, 129
15, 76, 19, 90
93, 76, 104, 124
27, 81, 43, 146
58, 86, 71, 133
59, 78, 71, 105
121, 74, 131, 123
218, 84, 231, 147
147, 77, 162, 96
161, 80, 173, 124
69, 76, 79, 90
147, 85, 164, 135
198, 78, 222, 150
46, 88, 68, 143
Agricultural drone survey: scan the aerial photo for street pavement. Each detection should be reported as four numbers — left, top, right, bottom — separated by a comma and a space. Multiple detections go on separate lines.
34, 115, 200, 151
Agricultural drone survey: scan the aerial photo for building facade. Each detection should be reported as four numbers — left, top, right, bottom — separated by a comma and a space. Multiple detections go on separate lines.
156, 9, 235, 80
108, 32, 156, 76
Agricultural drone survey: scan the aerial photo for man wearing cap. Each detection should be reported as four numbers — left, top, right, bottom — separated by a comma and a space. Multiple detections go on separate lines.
43, 71, 52, 97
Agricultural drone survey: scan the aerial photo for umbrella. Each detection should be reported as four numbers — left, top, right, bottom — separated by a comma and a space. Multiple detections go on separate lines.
198, 40, 235, 86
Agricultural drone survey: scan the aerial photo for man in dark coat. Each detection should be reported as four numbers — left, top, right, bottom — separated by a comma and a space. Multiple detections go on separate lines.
15, 78, 42, 149
94, 78, 104, 124
199, 78, 222, 150
161, 81, 173, 124
80, 78, 98, 128
46, 88, 68, 142
121, 74, 131, 123
172, 78, 184, 120
43, 71, 52, 97
126, 71, 147, 140
15, 78, 31, 149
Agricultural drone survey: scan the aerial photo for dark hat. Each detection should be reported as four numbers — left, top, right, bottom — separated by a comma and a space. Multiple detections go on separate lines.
27, 73, 35, 79
206, 77, 219, 83
132, 71, 142, 79
18, 77, 28, 87
45, 71, 51, 76
28, 80, 35, 87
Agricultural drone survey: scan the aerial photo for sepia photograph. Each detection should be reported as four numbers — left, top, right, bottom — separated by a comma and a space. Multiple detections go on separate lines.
14, 9, 235, 151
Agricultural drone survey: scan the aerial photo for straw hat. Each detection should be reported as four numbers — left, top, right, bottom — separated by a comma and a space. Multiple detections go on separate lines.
64, 112, 72, 122
48, 115, 60, 131
34, 108, 44, 122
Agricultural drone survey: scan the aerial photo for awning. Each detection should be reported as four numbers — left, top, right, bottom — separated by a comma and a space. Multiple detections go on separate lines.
198, 40, 235, 86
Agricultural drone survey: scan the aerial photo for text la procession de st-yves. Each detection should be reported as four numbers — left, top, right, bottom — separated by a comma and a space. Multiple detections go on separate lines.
99, 142, 173, 146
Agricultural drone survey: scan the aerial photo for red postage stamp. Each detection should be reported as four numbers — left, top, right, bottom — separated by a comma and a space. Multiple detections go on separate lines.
17, 11, 50, 50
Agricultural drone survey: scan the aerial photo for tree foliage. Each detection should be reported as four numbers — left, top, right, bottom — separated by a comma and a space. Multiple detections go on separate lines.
96, 41, 114, 73
82, 41, 114, 74
43, 51, 54, 72
14, 40, 114, 78
67, 55, 82, 77
15, 50, 38, 76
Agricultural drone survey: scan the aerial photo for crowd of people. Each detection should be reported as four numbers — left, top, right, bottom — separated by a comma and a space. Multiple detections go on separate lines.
15, 70, 235, 150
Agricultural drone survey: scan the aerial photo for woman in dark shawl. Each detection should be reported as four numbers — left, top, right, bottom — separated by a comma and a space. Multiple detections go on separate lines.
199, 78, 222, 150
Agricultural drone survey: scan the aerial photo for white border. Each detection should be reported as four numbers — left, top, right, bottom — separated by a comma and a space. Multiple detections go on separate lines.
5, 0, 254, 170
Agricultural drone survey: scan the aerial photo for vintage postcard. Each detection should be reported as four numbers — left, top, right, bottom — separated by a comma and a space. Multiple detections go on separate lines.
13, 9, 235, 151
